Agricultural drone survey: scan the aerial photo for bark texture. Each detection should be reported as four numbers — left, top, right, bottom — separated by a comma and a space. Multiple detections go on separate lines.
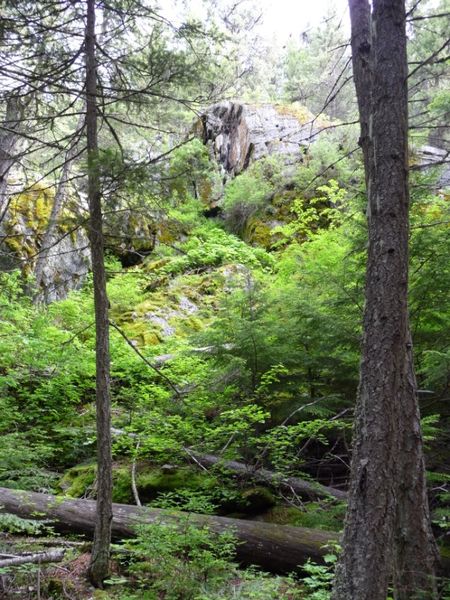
0, 549, 65, 568
0, 487, 336, 573
85, 0, 113, 588
332, 2, 438, 599
0, 96, 28, 222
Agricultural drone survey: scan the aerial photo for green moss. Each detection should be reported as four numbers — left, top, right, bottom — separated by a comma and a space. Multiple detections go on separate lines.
93, 591, 111, 599
258, 502, 346, 531
198, 179, 213, 204
246, 218, 273, 248
139, 468, 205, 492
58, 463, 96, 498
2, 182, 78, 268
112, 467, 133, 503
240, 486, 276, 512
185, 316, 203, 331
4, 236, 22, 254
158, 223, 178, 245
439, 544, 450, 559
137, 466, 216, 501
275, 102, 331, 128
59, 463, 134, 503
8, 184, 53, 234
122, 320, 162, 347
46, 577, 76, 597
271, 189, 298, 209
144, 258, 171, 273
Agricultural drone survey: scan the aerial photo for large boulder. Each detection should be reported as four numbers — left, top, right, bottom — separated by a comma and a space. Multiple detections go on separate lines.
194, 101, 317, 177
0, 182, 90, 302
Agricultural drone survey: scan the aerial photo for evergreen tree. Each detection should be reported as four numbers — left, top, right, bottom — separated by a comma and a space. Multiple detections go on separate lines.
332, 1, 438, 597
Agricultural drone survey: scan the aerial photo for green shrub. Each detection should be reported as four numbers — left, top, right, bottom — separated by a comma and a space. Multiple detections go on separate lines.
124, 519, 238, 599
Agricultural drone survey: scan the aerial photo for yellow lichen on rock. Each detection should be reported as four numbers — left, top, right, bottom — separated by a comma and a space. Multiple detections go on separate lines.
8, 182, 53, 234
275, 102, 332, 129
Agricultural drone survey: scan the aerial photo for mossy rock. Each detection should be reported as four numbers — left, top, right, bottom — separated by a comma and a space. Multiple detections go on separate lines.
122, 320, 162, 347
45, 577, 77, 596
58, 462, 133, 503
275, 102, 331, 128
253, 505, 304, 525
137, 466, 217, 502
271, 189, 298, 209
219, 486, 276, 515
144, 258, 172, 273
255, 502, 345, 531
158, 221, 181, 245
169, 314, 204, 338
8, 184, 53, 232
240, 486, 276, 512
112, 467, 133, 503
58, 463, 96, 498
245, 218, 273, 249
3, 184, 54, 260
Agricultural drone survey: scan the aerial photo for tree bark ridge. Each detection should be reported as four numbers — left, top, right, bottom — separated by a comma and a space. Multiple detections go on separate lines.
85, 0, 113, 587
332, 2, 439, 598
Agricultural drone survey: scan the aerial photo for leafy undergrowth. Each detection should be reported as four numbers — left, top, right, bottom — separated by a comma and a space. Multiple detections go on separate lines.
1, 138, 450, 597
0, 518, 335, 600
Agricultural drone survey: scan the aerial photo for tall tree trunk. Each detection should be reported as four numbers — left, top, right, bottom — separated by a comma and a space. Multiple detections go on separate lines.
85, 0, 113, 588
332, 2, 438, 599
0, 96, 27, 223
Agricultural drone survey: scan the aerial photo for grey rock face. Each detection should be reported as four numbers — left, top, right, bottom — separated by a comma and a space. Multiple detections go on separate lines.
197, 102, 315, 176
36, 232, 91, 303
0, 194, 91, 302
144, 297, 199, 340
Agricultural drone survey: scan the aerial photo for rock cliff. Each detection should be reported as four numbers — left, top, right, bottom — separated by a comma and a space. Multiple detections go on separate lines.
195, 101, 317, 177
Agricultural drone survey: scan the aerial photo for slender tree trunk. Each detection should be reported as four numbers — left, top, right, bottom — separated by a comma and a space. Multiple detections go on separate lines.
34, 113, 85, 296
332, 2, 438, 599
85, 0, 113, 588
0, 97, 27, 223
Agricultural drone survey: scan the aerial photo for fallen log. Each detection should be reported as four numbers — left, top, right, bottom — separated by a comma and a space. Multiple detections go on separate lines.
185, 450, 348, 501
109, 431, 346, 501
0, 549, 65, 568
0, 487, 336, 573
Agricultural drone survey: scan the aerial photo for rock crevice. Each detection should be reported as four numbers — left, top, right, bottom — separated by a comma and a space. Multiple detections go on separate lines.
198, 101, 315, 176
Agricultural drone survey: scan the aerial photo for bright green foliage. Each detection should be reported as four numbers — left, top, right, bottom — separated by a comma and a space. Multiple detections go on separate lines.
0, 513, 50, 535
302, 553, 338, 600
124, 520, 238, 599
0, 433, 57, 490
149, 221, 274, 276
115, 519, 303, 600
223, 167, 273, 235
260, 419, 350, 474
261, 502, 346, 532
1, 0, 449, 594
408, 0, 450, 146
2, 102, 450, 598
168, 139, 221, 203
272, 179, 346, 245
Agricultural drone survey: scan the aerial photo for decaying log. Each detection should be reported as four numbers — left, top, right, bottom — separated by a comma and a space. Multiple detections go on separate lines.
0, 487, 336, 573
0, 549, 65, 568
185, 450, 347, 501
